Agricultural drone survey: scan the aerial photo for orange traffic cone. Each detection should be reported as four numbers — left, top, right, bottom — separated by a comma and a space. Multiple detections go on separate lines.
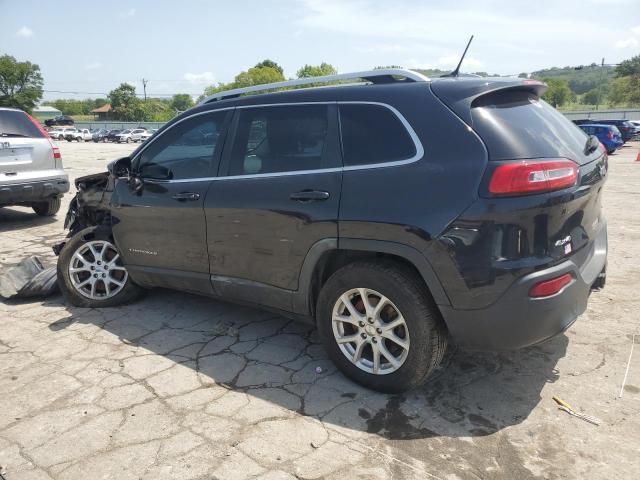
637, 151, 640, 162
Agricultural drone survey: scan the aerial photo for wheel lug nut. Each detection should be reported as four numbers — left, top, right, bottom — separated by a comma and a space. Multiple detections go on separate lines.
93, 274, 98, 278
361, 333, 367, 339
102, 273, 106, 278
358, 321, 365, 327
372, 337, 378, 344
367, 318, 374, 324
376, 327, 382, 334
97, 261, 101, 265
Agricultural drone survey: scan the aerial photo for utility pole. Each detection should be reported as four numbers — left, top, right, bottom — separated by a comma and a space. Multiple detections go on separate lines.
141, 78, 148, 121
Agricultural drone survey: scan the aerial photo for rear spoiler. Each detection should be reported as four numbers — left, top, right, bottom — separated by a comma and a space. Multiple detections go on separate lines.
430, 77, 547, 125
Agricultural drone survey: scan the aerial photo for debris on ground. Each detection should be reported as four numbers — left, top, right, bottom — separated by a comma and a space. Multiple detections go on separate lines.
0, 256, 58, 300
315, 366, 323, 374
553, 396, 601, 426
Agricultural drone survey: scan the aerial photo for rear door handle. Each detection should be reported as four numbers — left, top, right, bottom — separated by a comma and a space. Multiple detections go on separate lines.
172, 192, 200, 201
290, 190, 330, 202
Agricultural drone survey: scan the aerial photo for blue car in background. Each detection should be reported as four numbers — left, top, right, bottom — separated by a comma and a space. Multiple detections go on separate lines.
578, 124, 624, 154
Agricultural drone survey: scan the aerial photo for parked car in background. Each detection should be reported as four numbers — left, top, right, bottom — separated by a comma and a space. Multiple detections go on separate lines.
49, 127, 76, 140
106, 129, 122, 142
55, 70, 608, 392
66, 128, 92, 142
573, 119, 636, 142
578, 124, 623, 154
629, 120, 640, 135
139, 129, 157, 142
0, 107, 69, 216
44, 115, 74, 127
92, 129, 110, 142
115, 128, 146, 143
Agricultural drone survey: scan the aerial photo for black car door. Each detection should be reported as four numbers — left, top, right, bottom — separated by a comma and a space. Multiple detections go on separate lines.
111, 110, 231, 295
204, 103, 342, 309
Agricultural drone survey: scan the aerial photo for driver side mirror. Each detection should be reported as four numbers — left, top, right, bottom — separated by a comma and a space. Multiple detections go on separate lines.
107, 156, 132, 178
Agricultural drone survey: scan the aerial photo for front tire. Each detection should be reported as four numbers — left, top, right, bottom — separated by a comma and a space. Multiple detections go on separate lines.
57, 227, 143, 307
32, 197, 61, 216
317, 261, 447, 393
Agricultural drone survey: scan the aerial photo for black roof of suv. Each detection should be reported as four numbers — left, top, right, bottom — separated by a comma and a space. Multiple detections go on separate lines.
55, 69, 608, 392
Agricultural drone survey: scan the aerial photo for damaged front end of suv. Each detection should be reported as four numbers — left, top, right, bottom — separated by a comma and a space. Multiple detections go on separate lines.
52, 157, 130, 255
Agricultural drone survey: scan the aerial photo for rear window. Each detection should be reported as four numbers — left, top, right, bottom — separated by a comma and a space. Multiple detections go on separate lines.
339, 104, 416, 166
0, 110, 44, 138
471, 91, 589, 161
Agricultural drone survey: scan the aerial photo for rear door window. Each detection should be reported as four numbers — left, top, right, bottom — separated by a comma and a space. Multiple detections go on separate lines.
339, 104, 416, 166
471, 91, 595, 164
227, 104, 333, 175
0, 110, 44, 138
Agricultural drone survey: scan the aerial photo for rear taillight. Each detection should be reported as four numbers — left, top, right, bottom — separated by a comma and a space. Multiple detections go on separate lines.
607, 130, 613, 140
52, 146, 61, 160
529, 273, 572, 298
488, 159, 578, 196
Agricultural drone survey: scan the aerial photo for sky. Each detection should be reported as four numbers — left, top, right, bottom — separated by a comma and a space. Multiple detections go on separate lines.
1, 0, 639, 101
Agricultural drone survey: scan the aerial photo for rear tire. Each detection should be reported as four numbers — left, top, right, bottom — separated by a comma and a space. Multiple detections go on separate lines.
316, 260, 447, 393
32, 197, 61, 216
57, 226, 143, 308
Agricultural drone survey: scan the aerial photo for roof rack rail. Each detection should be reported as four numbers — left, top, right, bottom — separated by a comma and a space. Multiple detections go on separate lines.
199, 68, 430, 104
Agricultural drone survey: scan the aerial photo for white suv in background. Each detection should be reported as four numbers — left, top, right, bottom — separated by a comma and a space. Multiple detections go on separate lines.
115, 128, 146, 143
0, 108, 69, 216
49, 127, 76, 141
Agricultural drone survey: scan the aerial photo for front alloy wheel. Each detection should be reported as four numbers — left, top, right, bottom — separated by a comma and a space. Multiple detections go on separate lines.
69, 240, 128, 300
332, 288, 410, 375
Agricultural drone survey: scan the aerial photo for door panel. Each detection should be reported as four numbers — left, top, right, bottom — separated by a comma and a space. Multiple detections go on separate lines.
205, 171, 341, 290
110, 110, 231, 294
205, 103, 341, 293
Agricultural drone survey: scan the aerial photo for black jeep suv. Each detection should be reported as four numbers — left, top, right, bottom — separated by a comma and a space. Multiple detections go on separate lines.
55, 70, 608, 392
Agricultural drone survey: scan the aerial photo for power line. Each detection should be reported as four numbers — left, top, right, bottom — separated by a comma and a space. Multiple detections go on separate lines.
42, 89, 200, 98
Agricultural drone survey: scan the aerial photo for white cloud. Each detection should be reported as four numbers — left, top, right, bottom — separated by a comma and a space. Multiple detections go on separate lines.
84, 62, 103, 70
121, 8, 136, 18
632, 25, 640, 35
615, 37, 639, 48
183, 72, 216, 85
16, 26, 33, 38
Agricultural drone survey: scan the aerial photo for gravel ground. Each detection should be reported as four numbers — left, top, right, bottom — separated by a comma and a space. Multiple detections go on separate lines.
0, 140, 639, 480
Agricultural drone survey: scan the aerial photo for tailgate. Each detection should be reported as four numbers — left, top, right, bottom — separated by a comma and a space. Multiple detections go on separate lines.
0, 137, 55, 175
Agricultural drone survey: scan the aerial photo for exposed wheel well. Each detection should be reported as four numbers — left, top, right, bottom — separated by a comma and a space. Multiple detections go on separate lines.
308, 249, 439, 320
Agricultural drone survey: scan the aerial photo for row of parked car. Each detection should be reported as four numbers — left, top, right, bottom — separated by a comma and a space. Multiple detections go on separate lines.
46, 126, 158, 143
572, 119, 640, 154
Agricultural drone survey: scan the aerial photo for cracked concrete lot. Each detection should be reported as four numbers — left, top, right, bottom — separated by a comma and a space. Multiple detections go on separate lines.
1, 140, 639, 480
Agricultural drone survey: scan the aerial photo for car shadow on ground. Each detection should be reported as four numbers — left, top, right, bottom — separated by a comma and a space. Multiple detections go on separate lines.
0, 207, 58, 231
34, 287, 567, 443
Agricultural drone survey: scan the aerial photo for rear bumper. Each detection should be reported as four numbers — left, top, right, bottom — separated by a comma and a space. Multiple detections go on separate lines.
440, 222, 607, 350
0, 175, 70, 205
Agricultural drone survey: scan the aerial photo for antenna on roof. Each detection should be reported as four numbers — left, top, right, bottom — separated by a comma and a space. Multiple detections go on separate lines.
441, 35, 474, 77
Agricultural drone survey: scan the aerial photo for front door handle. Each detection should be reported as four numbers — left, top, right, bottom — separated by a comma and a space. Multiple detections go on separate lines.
290, 190, 330, 202
172, 192, 200, 201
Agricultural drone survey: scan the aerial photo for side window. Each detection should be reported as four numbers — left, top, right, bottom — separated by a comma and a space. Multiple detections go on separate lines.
339, 104, 416, 166
228, 105, 330, 175
136, 111, 228, 180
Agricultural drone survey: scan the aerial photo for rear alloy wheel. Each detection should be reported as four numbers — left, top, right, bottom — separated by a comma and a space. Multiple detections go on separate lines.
126, 137, 131, 143
332, 288, 410, 375
32, 197, 61, 216
58, 227, 143, 307
317, 261, 447, 392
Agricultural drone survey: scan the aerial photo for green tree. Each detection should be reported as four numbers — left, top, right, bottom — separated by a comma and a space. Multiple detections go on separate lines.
0, 54, 44, 113
109, 83, 143, 121
542, 78, 572, 107
254, 59, 284, 76
144, 99, 174, 122
170, 93, 194, 112
233, 66, 285, 88
615, 55, 640, 77
582, 88, 600, 105
296, 62, 338, 78
608, 76, 640, 106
